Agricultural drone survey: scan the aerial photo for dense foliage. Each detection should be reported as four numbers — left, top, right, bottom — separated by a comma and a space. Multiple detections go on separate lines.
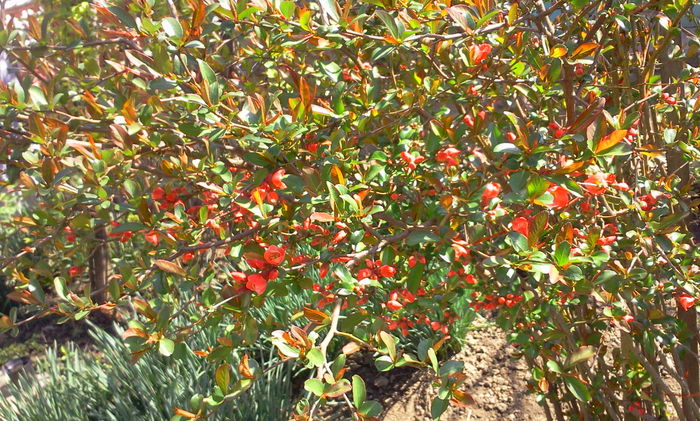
1, 0, 700, 419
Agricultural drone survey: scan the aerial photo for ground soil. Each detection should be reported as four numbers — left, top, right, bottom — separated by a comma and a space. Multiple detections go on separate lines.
379, 324, 546, 421
322, 324, 546, 421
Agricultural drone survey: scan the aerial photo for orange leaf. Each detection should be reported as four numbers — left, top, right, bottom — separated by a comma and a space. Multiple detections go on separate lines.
331, 164, 345, 185
303, 307, 329, 323
554, 160, 586, 175
154, 259, 187, 277
342, 341, 361, 355
570, 42, 599, 59
451, 389, 476, 407
310, 212, 335, 222
174, 408, 197, 419
594, 129, 627, 153
122, 328, 148, 339
0, 315, 14, 329
239, 354, 256, 379
550, 45, 567, 58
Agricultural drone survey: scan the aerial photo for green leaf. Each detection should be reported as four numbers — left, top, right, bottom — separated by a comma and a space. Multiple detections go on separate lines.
279, 1, 295, 19
54, 277, 68, 300
379, 331, 396, 361
406, 262, 424, 292
162, 17, 183, 42
406, 231, 440, 246
375, 355, 394, 371
327, 181, 339, 213
159, 338, 175, 356
358, 401, 382, 417
564, 376, 591, 402
325, 379, 352, 398
197, 59, 217, 86
546, 360, 562, 373
108, 6, 137, 28
507, 232, 529, 253
564, 346, 596, 369
352, 375, 366, 408
318, 0, 340, 23
494, 142, 522, 154
564, 265, 584, 281
554, 241, 571, 267
438, 360, 464, 377
431, 397, 449, 420
306, 348, 325, 368
28, 86, 48, 107
215, 363, 231, 393
663, 128, 677, 144
376, 10, 400, 39
304, 378, 324, 396
527, 175, 549, 199
428, 348, 439, 372
111, 222, 147, 233
123, 179, 138, 197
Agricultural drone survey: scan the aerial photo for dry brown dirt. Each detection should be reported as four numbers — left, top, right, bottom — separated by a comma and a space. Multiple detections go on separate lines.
379, 325, 546, 421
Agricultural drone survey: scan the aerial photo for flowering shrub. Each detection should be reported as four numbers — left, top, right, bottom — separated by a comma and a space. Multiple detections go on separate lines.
1, 0, 700, 420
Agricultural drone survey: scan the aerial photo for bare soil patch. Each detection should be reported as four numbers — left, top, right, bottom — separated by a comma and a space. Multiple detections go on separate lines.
380, 325, 545, 421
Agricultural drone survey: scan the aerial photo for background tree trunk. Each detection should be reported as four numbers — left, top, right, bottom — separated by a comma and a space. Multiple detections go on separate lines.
89, 224, 109, 304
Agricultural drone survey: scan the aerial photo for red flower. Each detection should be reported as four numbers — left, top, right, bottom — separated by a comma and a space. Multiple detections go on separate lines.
400, 151, 425, 170
246, 274, 267, 294
145, 230, 159, 246
230, 271, 247, 284
319, 264, 329, 278
662, 92, 677, 105
436, 147, 461, 167
247, 257, 268, 270
269, 169, 286, 189
331, 230, 348, 244
386, 300, 403, 310
151, 187, 166, 201
264, 245, 286, 266
182, 251, 195, 263
582, 173, 613, 195
68, 266, 82, 277
452, 240, 470, 260
468, 43, 492, 64
505, 132, 517, 142
463, 115, 475, 127
548, 122, 567, 138
481, 182, 501, 201
306, 142, 319, 154
512, 217, 530, 237
621, 314, 635, 323
628, 401, 645, 416
64, 226, 76, 243
379, 265, 396, 278
546, 184, 570, 209
679, 294, 696, 311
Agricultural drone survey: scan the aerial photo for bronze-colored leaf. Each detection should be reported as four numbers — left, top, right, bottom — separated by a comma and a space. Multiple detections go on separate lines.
595, 129, 628, 153
154, 259, 187, 277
